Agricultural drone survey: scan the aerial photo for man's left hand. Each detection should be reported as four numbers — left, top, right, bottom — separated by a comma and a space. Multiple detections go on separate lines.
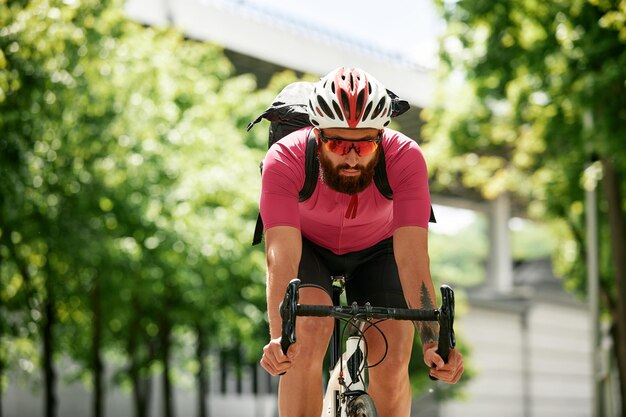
423, 346, 464, 384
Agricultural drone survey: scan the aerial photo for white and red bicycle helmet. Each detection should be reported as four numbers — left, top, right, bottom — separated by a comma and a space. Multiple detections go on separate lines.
308, 67, 392, 129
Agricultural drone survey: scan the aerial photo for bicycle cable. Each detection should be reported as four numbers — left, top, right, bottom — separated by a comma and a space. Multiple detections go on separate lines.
337, 314, 390, 390
358, 318, 390, 369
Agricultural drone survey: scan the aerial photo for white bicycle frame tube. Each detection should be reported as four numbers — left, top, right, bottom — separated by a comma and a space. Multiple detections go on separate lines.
321, 336, 366, 417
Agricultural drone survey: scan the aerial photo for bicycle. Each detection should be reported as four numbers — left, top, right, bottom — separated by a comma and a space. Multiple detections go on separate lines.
279, 276, 456, 417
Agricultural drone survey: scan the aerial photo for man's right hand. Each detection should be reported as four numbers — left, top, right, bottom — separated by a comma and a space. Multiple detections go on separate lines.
260, 337, 301, 376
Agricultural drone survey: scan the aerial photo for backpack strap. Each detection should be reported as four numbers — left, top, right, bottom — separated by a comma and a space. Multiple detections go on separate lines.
298, 129, 319, 202
373, 145, 392, 199
429, 205, 437, 223
373, 143, 437, 223
252, 129, 318, 246
252, 213, 264, 246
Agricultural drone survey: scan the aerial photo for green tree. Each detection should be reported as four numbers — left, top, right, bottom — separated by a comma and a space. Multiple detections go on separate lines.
424, 0, 626, 412
1, 1, 271, 417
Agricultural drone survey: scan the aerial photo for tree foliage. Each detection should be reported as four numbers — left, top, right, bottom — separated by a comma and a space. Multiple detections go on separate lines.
0, 0, 274, 415
0, 0, 483, 414
424, 0, 626, 411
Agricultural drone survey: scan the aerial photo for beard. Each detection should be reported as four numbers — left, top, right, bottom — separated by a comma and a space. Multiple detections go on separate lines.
319, 151, 379, 195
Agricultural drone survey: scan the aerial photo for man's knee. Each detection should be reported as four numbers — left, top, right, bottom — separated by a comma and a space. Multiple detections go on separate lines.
297, 316, 333, 353
369, 352, 410, 381
295, 286, 334, 357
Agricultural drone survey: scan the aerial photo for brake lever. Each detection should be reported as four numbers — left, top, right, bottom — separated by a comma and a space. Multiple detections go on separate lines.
279, 278, 300, 355
430, 285, 456, 381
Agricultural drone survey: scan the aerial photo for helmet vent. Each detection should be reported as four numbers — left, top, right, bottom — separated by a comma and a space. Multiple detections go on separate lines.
340, 90, 351, 120
362, 102, 373, 121
371, 97, 386, 119
332, 101, 344, 121
317, 96, 335, 119
356, 91, 365, 120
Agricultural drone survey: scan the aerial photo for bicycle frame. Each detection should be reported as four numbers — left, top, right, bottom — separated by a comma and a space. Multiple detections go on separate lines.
322, 276, 367, 417
323, 331, 367, 416
279, 277, 456, 417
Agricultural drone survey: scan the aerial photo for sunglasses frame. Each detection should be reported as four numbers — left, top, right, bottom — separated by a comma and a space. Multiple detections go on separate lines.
317, 130, 382, 157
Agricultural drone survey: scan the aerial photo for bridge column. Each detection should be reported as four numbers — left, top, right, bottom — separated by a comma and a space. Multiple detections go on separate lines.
486, 193, 513, 293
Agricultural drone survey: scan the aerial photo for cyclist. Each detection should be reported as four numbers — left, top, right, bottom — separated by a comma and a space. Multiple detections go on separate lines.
259, 67, 464, 417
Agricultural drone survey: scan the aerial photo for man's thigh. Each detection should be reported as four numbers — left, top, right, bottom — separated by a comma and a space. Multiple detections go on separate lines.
297, 238, 333, 297
346, 239, 407, 308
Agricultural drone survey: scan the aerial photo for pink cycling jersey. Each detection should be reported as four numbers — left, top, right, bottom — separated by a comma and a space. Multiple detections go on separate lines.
259, 127, 431, 255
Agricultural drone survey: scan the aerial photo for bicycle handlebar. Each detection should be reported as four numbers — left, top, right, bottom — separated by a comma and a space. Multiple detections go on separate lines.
295, 304, 440, 321
279, 278, 456, 374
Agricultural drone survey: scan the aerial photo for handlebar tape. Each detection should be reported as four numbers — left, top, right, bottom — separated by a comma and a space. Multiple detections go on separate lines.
279, 278, 301, 355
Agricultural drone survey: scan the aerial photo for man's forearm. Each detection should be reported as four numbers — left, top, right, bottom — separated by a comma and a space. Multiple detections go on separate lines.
399, 274, 439, 347
393, 226, 439, 348
264, 226, 302, 339
266, 273, 294, 339
415, 281, 439, 347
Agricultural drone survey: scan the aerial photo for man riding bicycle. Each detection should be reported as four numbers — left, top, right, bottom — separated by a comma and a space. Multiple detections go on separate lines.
259, 67, 464, 417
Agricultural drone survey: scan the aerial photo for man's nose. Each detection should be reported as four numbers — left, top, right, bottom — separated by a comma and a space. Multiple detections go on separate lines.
344, 148, 360, 166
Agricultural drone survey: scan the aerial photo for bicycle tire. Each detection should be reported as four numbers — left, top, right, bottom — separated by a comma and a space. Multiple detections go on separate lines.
347, 394, 378, 417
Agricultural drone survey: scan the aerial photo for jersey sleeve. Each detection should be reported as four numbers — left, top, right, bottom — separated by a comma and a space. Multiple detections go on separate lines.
259, 137, 307, 231
386, 137, 432, 229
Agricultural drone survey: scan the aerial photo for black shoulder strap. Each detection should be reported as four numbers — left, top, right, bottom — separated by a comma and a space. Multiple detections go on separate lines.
373, 143, 437, 223
298, 129, 319, 202
252, 129, 318, 246
252, 212, 264, 246
373, 146, 392, 199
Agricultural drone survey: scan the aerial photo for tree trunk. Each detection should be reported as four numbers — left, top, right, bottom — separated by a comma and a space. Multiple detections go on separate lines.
0, 227, 35, 417
129, 298, 149, 417
91, 274, 104, 417
196, 325, 209, 417
601, 157, 626, 416
0, 256, 4, 417
43, 270, 57, 417
130, 356, 148, 417
160, 311, 174, 417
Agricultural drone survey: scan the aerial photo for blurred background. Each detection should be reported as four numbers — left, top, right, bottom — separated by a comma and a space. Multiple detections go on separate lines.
1, 0, 625, 416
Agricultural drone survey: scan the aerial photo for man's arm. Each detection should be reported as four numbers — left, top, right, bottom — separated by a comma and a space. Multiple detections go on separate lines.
393, 226, 438, 349
265, 226, 302, 339
259, 225, 302, 375
393, 225, 464, 383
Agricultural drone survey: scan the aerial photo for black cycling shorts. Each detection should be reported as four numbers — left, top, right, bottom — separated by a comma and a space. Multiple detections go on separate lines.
298, 237, 408, 308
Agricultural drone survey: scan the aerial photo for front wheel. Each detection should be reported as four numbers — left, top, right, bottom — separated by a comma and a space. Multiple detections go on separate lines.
347, 394, 378, 417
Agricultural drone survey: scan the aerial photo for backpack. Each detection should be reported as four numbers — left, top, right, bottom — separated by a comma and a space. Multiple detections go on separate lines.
247, 81, 436, 246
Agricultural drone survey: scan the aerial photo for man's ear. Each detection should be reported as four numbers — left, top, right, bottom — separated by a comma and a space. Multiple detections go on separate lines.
313, 128, 323, 149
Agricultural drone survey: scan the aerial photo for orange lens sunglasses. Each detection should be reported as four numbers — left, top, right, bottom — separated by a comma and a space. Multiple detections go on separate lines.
318, 131, 382, 157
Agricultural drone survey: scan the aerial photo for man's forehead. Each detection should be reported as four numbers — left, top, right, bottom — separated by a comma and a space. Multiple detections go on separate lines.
320, 128, 380, 139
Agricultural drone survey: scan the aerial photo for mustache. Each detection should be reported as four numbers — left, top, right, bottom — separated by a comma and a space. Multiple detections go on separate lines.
336, 163, 366, 171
